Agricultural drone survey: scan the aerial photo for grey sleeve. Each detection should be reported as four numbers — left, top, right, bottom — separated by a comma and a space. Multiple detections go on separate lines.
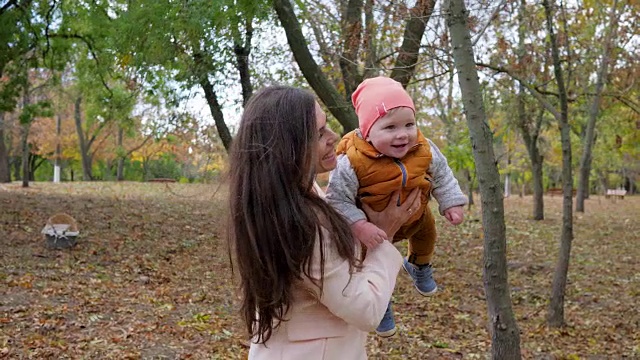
325, 154, 367, 224
427, 139, 468, 215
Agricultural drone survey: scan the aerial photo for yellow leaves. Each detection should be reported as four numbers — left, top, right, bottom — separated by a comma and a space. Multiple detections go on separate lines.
7, 273, 35, 288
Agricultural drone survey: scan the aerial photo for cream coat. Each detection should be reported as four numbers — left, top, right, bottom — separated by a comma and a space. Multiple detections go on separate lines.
248, 185, 402, 359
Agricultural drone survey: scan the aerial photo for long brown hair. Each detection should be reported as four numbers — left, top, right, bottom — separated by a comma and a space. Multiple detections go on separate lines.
228, 86, 358, 344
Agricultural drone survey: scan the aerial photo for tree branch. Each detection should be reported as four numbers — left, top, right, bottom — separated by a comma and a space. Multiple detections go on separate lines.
48, 32, 113, 98
471, 0, 505, 46
390, 0, 436, 87
477, 62, 561, 120
339, 0, 364, 99
273, 0, 358, 131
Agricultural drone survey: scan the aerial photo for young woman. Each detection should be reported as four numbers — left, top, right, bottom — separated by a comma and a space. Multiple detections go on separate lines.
228, 86, 420, 359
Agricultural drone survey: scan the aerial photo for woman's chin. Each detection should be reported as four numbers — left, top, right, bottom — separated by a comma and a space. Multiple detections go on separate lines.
319, 157, 337, 173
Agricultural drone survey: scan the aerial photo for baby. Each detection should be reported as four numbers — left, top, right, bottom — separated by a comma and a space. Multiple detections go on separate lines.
326, 76, 468, 337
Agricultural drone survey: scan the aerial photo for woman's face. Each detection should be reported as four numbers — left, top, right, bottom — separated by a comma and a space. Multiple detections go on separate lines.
315, 102, 339, 174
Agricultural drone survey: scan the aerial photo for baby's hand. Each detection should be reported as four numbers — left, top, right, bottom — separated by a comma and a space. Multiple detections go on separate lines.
351, 220, 387, 249
444, 206, 464, 225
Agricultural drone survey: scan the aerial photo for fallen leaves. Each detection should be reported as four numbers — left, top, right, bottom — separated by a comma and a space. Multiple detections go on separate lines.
1, 183, 638, 359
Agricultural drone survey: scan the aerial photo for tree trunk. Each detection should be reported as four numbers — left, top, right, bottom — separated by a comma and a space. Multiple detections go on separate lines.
29, 154, 44, 180
20, 123, 29, 187
530, 149, 544, 219
504, 157, 511, 198
117, 126, 125, 181
362, 0, 377, 79
339, 0, 364, 99
234, 17, 254, 106
273, 0, 435, 131
466, 168, 474, 208
516, 0, 544, 220
273, 0, 359, 131
390, 0, 436, 88
54, 114, 61, 183
543, 0, 574, 328
200, 77, 233, 152
142, 156, 149, 181
0, 112, 10, 182
20, 86, 31, 188
447, 0, 521, 358
576, 0, 619, 212
12, 157, 21, 181
74, 97, 93, 181
519, 107, 545, 220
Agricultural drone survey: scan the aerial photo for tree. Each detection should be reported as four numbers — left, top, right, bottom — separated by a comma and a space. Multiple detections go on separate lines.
273, 0, 437, 131
111, 0, 269, 152
576, 0, 621, 212
542, 0, 573, 328
0, 0, 42, 182
516, 0, 545, 219
446, 0, 521, 358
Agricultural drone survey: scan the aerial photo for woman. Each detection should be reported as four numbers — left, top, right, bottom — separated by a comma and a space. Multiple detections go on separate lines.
228, 86, 420, 359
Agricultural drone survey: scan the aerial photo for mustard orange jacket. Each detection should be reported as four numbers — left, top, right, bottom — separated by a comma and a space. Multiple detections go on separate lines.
326, 129, 468, 224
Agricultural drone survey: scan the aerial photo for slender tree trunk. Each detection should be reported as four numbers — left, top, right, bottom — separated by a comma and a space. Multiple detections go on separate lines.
466, 168, 474, 208
117, 126, 125, 181
504, 156, 511, 198
0, 112, 10, 182
142, 156, 149, 181
447, 0, 521, 358
362, 0, 377, 79
390, 0, 436, 87
576, 0, 619, 212
543, 0, 574, 328
20, 124, 29, 187
54, 114, 61, 183
29, 154, 44, 180
234, 17, 254, 106
20, 87, 31, 188
273, 0, 358, 131
516, 0, 544, 220
339, 0, 364, 99
74, 97, 93, 181
519, 108, 545, 220
200, 78, 233, 151
12, 157, 21, 181
530, 149, 544, 219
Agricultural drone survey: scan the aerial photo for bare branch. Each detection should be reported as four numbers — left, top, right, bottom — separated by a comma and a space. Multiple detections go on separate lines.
471, 0, 506, 46
477, 62, 561, 120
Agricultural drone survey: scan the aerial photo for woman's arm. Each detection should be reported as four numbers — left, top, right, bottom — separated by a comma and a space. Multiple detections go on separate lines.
305, 190, 420, 332
308, 230, 403, 332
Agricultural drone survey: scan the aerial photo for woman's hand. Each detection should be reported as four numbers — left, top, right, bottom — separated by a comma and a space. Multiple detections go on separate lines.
361, 188, 421, 240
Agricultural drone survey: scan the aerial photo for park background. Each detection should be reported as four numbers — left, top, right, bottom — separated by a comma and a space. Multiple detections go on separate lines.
1, 0, 638, 358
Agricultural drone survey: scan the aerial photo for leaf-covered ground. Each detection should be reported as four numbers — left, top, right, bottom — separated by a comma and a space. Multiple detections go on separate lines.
1, 182, 638, 359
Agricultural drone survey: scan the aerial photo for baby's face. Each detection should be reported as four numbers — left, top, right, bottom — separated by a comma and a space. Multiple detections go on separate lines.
366, 106, 417, 159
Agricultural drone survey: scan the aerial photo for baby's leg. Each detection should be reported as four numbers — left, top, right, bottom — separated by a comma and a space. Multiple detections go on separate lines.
406, 209, 437, 266
403, 209, 438, 296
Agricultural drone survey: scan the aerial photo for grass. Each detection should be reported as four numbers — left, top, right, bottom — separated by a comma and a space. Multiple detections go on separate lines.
1, 182, 638, 359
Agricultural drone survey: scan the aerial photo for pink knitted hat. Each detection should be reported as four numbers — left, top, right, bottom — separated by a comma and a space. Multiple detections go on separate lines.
351, 76, 415, 138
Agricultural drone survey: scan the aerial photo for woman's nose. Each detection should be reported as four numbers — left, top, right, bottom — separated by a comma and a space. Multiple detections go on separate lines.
327, 129, 338, 144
